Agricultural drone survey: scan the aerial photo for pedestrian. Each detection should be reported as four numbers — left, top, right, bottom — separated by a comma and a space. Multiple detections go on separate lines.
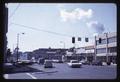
6, 48, 12, 62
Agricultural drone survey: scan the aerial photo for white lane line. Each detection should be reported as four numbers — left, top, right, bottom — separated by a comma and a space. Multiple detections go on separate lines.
26, 73, 37, 79
3, 74, 9, 79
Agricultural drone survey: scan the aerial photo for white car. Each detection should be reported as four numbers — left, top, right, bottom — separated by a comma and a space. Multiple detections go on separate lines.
44, 60, 53, 68
52, 59, 59, 63
67, 60, 82, 68
52, 59, 63, 63
17, 59, 32, 65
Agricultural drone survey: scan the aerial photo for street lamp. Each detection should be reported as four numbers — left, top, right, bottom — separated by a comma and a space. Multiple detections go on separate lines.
16, 32, 25, 62
60, 41, 65, 49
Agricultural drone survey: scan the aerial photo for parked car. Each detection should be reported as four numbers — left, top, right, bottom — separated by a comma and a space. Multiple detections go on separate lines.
52, 59, 59, 63
30, 57, 37, 63
58, 60, 63, 63
92, 61, 103, 66
79, 60, 90, 65
107, 62, 111, 65
52, 59, 63, 63
17, 60, 33, 65
67, 60, 82, 68
44, 60, 53, 68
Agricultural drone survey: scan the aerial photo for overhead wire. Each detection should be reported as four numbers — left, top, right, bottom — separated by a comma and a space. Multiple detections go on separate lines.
9, 3, 20, 19
11, 22, 73, 38
11, 22, 95, 39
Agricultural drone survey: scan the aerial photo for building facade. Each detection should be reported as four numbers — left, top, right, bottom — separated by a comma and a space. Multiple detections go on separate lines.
64, 46, 95, 62
32, 48, 68, 60
95, 32, 117, 63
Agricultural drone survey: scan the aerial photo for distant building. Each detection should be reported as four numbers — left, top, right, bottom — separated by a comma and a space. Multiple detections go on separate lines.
32, 48, 68, 60
95, 32, 117, 63
19, 53, 28, 61
64, 46, 95, 62
84, 45, 95, 63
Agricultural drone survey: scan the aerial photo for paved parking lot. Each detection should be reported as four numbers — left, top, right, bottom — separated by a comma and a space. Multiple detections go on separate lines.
3, 63, 117, 79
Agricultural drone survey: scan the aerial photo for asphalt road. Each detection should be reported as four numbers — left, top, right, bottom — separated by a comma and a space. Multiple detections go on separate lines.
3, 63, 117, 79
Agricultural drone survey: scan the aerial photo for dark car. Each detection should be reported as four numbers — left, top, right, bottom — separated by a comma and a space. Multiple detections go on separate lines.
92, 61, 103, 66
107, 62, 111, 65
58, 60, 63, 63
82, 61, 91, 65
44, 60, 53, 68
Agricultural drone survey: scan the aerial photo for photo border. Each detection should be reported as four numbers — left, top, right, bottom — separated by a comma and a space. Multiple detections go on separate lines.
0, 0, 119, 82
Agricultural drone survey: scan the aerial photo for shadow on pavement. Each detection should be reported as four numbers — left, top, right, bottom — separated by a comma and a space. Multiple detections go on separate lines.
3, 64, 42, 74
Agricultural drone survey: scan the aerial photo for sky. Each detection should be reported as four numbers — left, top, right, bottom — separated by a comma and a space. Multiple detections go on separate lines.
6, 3, 116, 52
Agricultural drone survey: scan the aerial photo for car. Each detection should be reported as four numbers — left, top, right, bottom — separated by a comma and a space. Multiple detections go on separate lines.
52, 59, 63, 63
17, 60, 33, 65
58, 60, 63, 63
52, 59, 59, 63
44, 60, 53, 68
30, 57, 37, 63
106, 62, 111, 65
79, 60, 90, 65
92, 61, 103, 66
67, 60, 82, 68
102, 62, 107, 66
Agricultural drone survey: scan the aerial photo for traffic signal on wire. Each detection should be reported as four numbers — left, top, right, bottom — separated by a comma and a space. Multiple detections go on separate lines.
85, 37, 89, 42
72, 37, 75, 43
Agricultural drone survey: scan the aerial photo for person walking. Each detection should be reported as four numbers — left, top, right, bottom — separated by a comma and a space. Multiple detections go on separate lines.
6, 48, 12, 63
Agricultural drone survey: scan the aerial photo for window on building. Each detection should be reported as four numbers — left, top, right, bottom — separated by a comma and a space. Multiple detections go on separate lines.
108, 37, 116, 43
96, 48, 106, 54
96, 39, 106, 45
108, 47, 116, 53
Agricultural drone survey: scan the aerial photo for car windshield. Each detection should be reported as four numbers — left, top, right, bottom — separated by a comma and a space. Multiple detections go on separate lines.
72, 61, 78, 63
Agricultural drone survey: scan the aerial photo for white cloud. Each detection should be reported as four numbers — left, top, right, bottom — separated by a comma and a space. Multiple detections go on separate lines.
60, 8, 93, 22
86, 21, 105, 36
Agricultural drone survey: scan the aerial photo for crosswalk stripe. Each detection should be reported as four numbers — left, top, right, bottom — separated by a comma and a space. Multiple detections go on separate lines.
26, 73, 37, 79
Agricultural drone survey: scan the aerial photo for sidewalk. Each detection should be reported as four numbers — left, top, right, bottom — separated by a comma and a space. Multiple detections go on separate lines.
3, 63, 42, 74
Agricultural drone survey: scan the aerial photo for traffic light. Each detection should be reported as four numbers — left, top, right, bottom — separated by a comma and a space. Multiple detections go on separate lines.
78, 37, 81, 41
72, 37, 75, 43
99, 38, 101, 43
85, 38, 89, 42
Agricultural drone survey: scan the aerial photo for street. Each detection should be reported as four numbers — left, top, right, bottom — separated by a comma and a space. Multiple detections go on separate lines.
3, 63, 117, 79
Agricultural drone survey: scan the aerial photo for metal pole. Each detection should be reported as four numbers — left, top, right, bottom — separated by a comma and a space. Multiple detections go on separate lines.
106, 33, 108, 63
94, 36, 96, 61
74, 43, 77, 60
16, 33, 25, 62
16, 33, 19, 62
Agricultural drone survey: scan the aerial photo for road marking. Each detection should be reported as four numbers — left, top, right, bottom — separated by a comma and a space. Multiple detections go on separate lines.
3, 74, 9, 79
26, 73, 37, 79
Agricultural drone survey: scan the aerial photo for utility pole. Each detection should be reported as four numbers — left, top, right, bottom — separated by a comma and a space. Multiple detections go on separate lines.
72, 37, 77, 60
106, 33, 109, 63
94, 36, 97, 61
16, 33, 25, 62
16, 33, 19, 62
